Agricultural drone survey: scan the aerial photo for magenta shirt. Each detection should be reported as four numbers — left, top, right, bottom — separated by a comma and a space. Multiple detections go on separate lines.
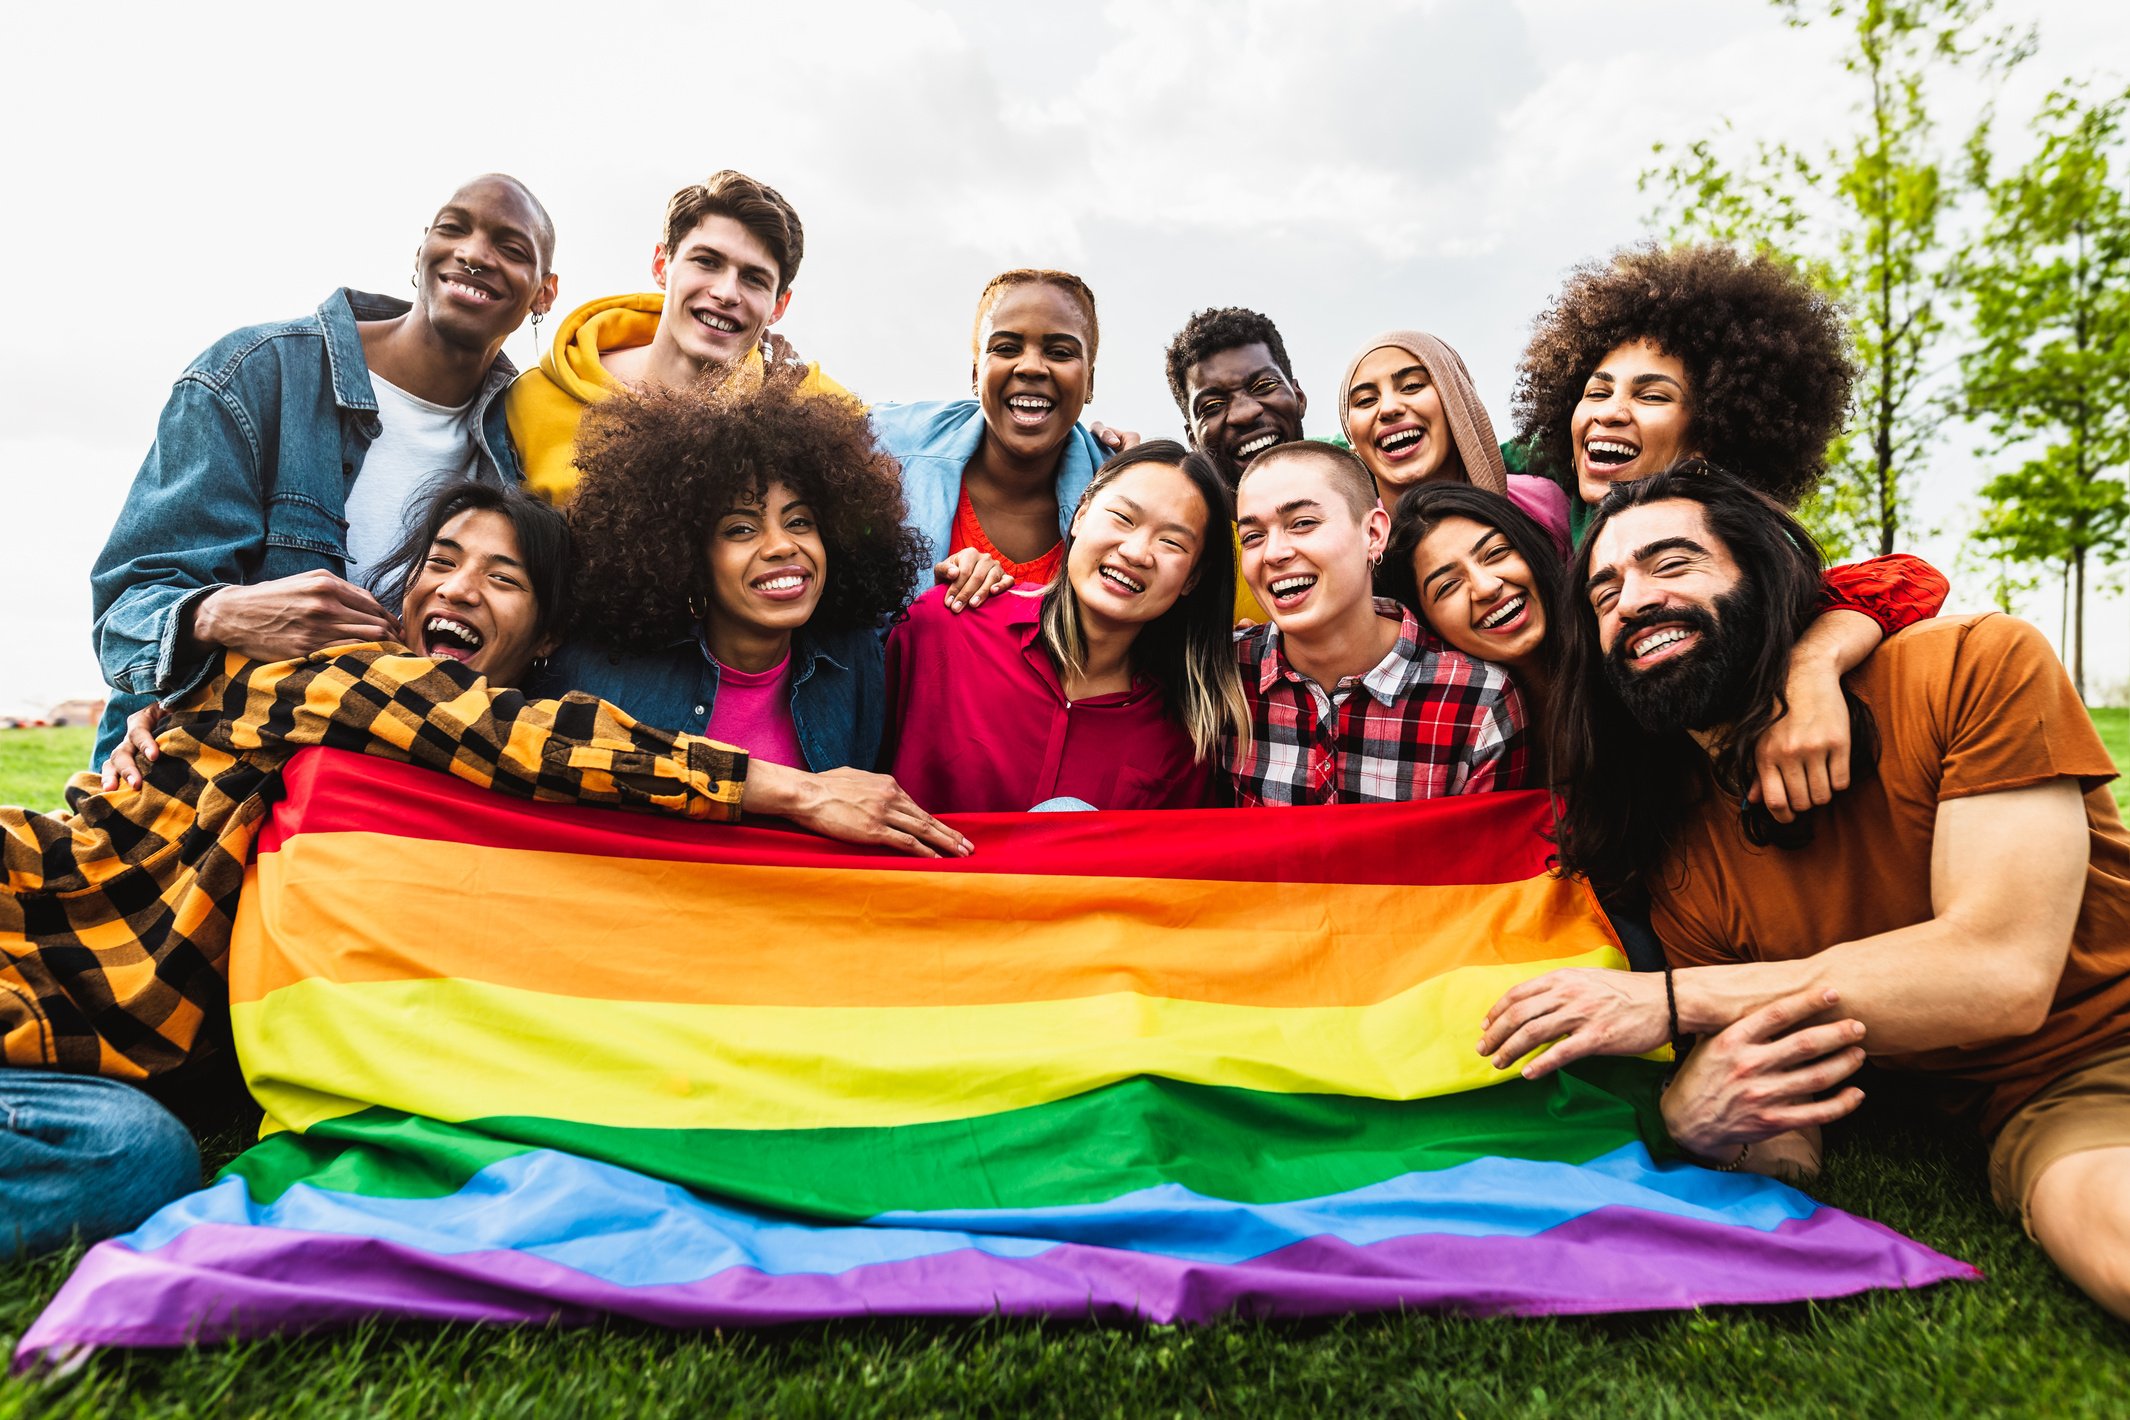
882, 586, 1210, 813
704, 652, 805, 770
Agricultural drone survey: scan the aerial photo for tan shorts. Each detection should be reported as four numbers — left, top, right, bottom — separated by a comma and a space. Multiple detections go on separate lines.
1987, 1041, 2130, 1235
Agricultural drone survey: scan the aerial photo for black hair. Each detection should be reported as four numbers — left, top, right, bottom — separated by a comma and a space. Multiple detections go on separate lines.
1164, 307, 1295, 419
1380, 482, 1566, 687
1038, 439, 1249, 761
366, 478, 574, 643
1548, 460, 1877, 893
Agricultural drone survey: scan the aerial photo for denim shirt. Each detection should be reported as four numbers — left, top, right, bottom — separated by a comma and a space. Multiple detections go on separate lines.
868, 399, 1107, 604
87, 289, 522, 764
533, 623, 886, 773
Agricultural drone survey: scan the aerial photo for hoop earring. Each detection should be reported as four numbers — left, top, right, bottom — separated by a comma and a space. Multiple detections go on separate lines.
687, 594, 707, 621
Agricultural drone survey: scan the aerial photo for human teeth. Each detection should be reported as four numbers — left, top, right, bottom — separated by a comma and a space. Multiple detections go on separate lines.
1478, 596, 1525, 629
442, 278, 492, 301
696, 311, 740, 332
1237, 434, 1278, 459
1270, 576, 1315, 597
1587, 439, 1638, 459
1633, 628, 1690, 657
755, 575, 805, 592
424, 616, 483, 647
1009, 396, 1052, 410
1378, 428, 1423, 451
1099, 567, 1144, 593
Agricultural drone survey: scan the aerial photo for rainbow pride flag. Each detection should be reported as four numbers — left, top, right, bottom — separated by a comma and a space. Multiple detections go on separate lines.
17, 748, 1970, 1366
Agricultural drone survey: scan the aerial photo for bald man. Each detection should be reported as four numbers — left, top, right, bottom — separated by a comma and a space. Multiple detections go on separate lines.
89, 174, 559, 765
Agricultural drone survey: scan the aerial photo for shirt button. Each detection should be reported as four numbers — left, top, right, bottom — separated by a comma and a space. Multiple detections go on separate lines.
694, 705, 706, 716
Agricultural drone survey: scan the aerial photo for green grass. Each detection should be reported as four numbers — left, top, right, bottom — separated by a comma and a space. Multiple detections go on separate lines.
0, 728, 93, 813
3, 721, 2128, 1416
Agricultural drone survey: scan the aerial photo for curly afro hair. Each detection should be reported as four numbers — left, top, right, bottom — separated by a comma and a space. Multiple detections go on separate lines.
1164, 306, 1294, 419
566, 370, 928, 652
1511, 244, 1855, 507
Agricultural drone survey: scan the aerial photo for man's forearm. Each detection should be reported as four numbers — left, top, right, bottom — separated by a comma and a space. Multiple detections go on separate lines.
1674, 914, 2065, 1054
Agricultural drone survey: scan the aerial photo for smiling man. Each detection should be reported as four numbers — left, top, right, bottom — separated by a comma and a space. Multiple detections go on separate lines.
89, 173, 559, 768
1478, 464, 2130, 1322
1224, 442, 1526, 805
508, 170, 846, 503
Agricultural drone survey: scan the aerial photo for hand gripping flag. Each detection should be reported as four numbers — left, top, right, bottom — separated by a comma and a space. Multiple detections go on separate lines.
17, 748, 1970, 1366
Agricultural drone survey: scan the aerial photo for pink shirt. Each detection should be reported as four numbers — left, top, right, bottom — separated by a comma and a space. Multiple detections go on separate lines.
704, 652, 805, 770
882, 586, 1210, 813
1506, 474, 1572, 559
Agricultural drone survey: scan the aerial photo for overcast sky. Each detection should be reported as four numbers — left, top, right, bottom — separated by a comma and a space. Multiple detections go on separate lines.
4, 0, 2125, 711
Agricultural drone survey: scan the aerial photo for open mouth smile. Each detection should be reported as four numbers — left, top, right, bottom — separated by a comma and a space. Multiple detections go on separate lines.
1376, 425, 1427, 459
1476, 594, 1528, 633
1266, 572, 1317, 609
1006, 394, 1055, 428
439, 276, 498, 305
1628, 625, 1698, 665
1096, 565, 1146, 595
750, 568, 815, 602
1235, 432, 1280, 464
423, 615, 485, 663
1584, 437, 1640, 470
693, 309, 743, 335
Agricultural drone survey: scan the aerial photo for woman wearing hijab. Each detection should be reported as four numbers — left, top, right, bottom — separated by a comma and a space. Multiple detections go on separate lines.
1339, 330, 1571, 556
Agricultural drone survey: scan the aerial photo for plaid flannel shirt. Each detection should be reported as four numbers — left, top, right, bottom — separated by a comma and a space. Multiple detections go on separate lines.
1224, 600, 1528, 806
0, 645, 748, 1079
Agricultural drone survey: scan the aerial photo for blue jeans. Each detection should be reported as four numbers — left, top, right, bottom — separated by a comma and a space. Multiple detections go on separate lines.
1, 1073, 200, 1256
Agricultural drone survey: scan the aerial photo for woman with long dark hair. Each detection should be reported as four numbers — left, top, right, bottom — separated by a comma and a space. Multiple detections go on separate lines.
881, 440, 1249, 811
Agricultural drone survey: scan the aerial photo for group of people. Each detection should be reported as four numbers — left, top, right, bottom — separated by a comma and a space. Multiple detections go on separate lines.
5, 168, 2127, 1326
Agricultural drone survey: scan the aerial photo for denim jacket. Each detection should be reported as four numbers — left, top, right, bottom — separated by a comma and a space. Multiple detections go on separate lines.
533, 623, 886, 773
87, 290, 521, 763
868, 399, 1107, 604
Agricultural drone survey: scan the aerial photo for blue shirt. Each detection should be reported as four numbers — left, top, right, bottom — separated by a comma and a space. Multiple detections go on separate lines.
88, 289, 522, 763
535, 624, 885, 773
868, 399, 1107, 604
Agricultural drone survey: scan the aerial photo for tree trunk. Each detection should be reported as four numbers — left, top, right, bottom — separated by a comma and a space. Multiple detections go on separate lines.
2074, 546, 2088, 701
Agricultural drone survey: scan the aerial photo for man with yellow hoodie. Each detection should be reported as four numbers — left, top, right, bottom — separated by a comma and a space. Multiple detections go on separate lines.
508, 170, 847, 503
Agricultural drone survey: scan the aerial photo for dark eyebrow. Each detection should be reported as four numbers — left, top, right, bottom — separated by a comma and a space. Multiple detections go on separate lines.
1420, 529, 1502, 595
430, 537, 462, 555
1194, 365, 1283, 408
1584, 535, 1710, 595
1627, 372, 1684, 392
679, 235, 777, 285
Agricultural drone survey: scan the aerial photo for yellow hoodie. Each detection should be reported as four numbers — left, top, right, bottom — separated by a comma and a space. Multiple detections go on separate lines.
505, 292, 850, 504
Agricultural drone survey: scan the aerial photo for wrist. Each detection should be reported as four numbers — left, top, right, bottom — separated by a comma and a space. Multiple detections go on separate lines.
1658, 1077, 1749, 1169
186, 586, 228, 652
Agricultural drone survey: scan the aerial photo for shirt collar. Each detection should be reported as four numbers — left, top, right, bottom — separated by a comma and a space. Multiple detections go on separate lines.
1258, 598, 1428, 707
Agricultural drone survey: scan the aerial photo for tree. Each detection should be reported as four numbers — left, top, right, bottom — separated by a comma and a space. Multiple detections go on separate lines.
1642, 0, 2030, 558
1962, 85, 2130, 697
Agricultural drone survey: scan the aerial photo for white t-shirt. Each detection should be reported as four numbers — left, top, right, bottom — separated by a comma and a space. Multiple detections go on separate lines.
342, 373, 482, 587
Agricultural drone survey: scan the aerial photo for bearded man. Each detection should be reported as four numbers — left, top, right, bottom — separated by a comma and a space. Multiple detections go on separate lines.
1476, 461, 2130, 1322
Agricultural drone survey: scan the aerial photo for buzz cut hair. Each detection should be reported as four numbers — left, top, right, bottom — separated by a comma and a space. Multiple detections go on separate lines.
1237, 440, 1380, 521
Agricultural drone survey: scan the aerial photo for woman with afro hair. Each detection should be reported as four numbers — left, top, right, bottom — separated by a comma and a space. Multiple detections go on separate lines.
538, 368, 929, 774
1512, 242, 1950, 825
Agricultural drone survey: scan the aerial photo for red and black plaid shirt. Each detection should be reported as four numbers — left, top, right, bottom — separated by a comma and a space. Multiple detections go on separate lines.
1223, 600, 1528, 806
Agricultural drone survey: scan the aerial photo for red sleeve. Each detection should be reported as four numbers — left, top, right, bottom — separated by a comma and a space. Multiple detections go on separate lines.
1816, 554, 1949, 636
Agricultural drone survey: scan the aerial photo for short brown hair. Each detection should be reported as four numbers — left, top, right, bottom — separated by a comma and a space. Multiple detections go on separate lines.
661, 170, 805, 293
970, 270, 1100, 363
1238, 441, 1379, 521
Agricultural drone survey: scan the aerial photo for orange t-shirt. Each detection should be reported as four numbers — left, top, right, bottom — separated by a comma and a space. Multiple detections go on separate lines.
949, 483, 1064, 586
1652, 614, 2130, 1135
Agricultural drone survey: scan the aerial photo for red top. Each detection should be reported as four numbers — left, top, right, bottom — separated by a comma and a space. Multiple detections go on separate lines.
949, 483, 1066, 585
882, 586, 1210, 813
1817, 553, 1949, 634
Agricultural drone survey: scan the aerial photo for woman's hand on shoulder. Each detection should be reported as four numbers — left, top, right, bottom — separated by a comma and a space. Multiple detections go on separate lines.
934, 549, 1016, 612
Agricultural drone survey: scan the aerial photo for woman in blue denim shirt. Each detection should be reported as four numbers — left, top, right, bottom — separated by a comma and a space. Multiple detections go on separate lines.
537, 371, 928, 772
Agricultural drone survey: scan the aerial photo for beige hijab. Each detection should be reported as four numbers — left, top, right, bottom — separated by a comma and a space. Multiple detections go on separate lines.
1337, 330, 1508, 496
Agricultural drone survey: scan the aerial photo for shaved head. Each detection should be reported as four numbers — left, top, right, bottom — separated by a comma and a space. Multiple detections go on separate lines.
454, 172, 556, 274
1238, 441, 1379, 521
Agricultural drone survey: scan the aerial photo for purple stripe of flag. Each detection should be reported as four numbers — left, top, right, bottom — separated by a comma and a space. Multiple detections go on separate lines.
15, 1206, 1973, 1370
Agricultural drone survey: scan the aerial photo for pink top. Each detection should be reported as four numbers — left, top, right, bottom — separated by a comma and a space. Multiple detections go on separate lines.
1506, 474, 1572, 559
705, 652, 804, 770
882, 586, 1210, 813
